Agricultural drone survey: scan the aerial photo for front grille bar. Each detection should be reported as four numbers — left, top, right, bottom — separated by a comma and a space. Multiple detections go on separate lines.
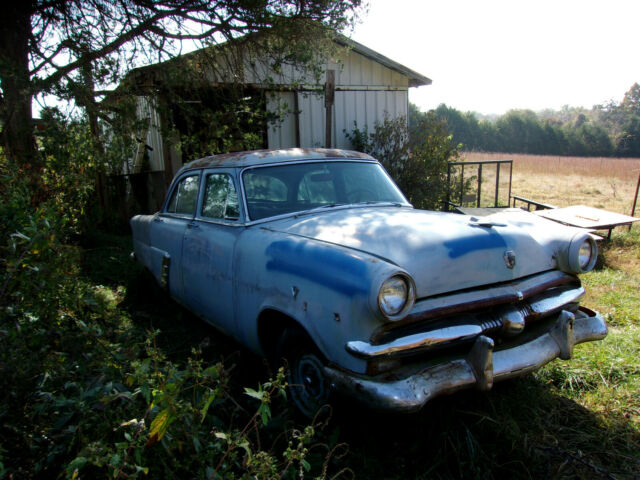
370, 270, 579, 344
347, 285, 585, 359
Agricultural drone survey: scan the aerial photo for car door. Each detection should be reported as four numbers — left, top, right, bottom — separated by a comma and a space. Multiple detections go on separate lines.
149, 172, 201, 303
181, 169, 242, 336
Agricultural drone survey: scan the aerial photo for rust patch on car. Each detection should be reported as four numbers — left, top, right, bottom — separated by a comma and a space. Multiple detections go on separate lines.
180, 148, 374, 171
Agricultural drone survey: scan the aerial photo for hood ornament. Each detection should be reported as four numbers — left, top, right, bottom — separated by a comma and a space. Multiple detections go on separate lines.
504, 250, 516, 269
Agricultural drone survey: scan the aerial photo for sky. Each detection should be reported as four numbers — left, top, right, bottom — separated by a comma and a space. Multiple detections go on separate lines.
350, 0, 640, 115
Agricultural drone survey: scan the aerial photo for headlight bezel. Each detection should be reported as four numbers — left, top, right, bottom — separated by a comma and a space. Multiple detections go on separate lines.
376, 272, 416, 322
566, 233, 598, 273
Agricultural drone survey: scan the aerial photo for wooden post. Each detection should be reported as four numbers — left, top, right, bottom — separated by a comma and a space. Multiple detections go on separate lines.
494, 163, 500, 207
477, 164, 483, 207
630, 170, 640, 231
293, 91, 301, 148
324, 70, 335, 149
445, 162, 451, 211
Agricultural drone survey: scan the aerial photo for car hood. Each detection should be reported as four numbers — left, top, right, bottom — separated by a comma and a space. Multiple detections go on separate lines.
262, 207, 563, 298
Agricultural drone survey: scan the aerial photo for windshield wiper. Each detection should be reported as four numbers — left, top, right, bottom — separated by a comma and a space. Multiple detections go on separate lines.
353, 201, 405, 207
294, 203, 347, 217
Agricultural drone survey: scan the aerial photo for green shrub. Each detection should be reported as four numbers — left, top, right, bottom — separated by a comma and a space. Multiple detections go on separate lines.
346, 112, 461, 210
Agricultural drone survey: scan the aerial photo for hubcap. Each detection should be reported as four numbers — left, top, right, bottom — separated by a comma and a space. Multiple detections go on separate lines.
290, 353, 328, 417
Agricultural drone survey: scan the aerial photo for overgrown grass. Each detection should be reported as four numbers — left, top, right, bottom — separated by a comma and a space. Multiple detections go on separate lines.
463, 152, 640, 181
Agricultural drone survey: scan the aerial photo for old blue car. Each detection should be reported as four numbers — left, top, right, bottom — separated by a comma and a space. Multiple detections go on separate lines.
130, 148, 607, 417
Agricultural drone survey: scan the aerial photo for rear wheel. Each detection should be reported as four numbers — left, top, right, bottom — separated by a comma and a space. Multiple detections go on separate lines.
276, 327, 330, 419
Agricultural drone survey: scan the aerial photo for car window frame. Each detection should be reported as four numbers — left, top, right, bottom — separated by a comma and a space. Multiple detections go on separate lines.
162, 170, 203, 220
194, 168, 246, 226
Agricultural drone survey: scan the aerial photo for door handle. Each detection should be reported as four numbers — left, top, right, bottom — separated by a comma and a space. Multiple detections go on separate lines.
153, 217, 164, 223
187, 223, 199, 229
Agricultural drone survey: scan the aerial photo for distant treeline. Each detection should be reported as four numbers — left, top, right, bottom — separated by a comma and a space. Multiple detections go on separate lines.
413, 83, 640, 157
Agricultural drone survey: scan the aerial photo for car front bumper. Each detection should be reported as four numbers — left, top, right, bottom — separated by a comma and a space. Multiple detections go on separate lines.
324, 307, 607, 412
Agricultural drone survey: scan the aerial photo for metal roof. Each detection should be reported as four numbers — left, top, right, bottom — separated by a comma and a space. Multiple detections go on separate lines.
335, 36, 432, 87
128, 34, 431, 89
179, 148, 376, 171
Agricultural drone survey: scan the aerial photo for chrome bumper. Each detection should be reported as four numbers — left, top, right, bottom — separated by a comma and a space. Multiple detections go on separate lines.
325, 308, 607, 412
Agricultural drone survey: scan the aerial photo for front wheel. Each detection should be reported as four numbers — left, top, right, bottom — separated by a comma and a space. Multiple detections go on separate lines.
276, 328, 331, 419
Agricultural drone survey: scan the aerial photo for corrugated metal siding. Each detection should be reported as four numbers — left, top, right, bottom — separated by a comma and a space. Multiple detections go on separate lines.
334, 90, 407, 149
201, 42, 413, 90
266, 92, 297, 150
148, 44, 415, 158
298, 92, 326, 148
267, 89, 408, 150
266, 48, 410, 150
333, 49, 409, 88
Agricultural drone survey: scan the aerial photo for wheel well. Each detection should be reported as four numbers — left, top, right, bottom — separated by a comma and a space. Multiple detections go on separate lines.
257, 309, 307, 366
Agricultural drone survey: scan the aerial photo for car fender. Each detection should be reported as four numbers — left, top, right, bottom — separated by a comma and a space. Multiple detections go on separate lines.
233, 227, 398, 373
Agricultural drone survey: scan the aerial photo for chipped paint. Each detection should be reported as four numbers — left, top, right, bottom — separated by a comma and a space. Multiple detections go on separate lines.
265, 239, 369, 296
443, 229, 508, 259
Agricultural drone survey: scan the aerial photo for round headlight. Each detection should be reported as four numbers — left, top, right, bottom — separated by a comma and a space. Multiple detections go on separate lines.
578, 240, 594, 270
564, 234, 597, 273
378, 274, 415, 320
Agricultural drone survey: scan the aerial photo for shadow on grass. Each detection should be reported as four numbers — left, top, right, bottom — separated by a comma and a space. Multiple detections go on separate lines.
81, 232, 640, 480
325, 378, 640, 480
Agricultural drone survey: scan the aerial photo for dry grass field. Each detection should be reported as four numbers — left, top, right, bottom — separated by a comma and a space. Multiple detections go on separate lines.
461, 152, 640, 215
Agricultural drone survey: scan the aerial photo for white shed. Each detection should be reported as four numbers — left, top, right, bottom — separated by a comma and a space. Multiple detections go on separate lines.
127, 36, 430, 180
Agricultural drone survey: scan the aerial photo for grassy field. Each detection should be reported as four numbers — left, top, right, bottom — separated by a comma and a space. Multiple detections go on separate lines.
74, 154, 640, 479
461, 152, 640, 214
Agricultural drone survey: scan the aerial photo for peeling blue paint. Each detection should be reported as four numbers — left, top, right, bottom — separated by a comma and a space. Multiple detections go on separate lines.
266, 240, 369, 295
443, 229, 507, 259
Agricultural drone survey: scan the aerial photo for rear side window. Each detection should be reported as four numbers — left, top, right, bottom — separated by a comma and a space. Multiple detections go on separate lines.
166, 174, 200, 215
201, 173, 240, 220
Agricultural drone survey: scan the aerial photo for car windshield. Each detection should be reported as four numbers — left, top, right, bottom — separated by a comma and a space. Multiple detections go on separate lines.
242, 161, 408, 221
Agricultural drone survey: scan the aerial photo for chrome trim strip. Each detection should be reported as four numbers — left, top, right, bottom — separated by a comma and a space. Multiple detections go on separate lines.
409, 270, 573, 319
328, 309, 607, 412
347, 324, 482, 357
527, 285, 584, 317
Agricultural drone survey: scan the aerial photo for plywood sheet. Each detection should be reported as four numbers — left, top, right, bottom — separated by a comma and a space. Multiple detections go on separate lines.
534, 205, 640, 229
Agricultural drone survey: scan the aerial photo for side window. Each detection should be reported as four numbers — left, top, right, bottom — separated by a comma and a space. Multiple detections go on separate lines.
201, 174, 240, 220
166, 174, 200, 215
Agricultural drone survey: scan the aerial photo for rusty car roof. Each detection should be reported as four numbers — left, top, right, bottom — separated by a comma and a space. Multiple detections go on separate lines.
179, 148, 376, 171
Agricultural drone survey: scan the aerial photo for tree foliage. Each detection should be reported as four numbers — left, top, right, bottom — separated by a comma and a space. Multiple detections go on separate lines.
0, 0, 362, 192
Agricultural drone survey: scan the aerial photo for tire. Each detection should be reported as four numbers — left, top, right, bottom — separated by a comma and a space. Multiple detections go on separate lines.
276, 327, 331, 419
